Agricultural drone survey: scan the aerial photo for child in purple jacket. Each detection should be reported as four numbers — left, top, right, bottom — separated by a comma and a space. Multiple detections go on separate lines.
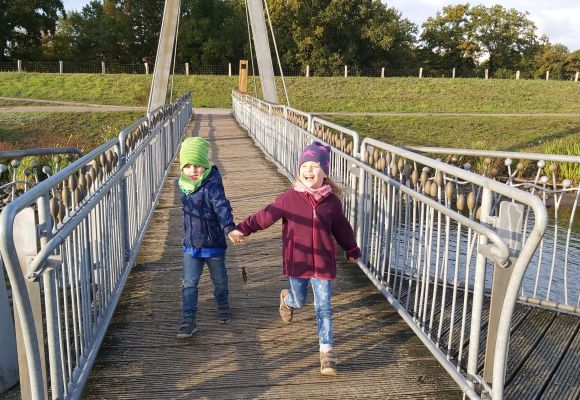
228, 141, 361, 376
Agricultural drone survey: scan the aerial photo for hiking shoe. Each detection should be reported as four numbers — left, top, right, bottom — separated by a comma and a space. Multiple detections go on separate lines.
320, 351, 337, 376
217, 305, 232, 324
176, 316, 197, 339
279, 289, 293, 323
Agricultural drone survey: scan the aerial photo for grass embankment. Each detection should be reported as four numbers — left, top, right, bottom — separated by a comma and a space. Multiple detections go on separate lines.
0, 112, 143, 152
1, 72, 579, 113
0, 72, 578, 154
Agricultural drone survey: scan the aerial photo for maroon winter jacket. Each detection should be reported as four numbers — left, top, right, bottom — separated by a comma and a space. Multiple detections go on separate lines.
235, 189, 361, 280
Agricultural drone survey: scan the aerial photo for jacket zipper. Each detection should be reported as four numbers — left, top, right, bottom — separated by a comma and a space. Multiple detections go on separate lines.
306, 194, 318, 277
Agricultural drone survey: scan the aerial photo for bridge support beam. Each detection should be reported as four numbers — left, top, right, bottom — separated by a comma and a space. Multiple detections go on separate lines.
246, 0, 278, 104
148, 0, 180, 113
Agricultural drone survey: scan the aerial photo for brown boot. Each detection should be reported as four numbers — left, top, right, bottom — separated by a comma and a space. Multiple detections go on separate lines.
320, 351, 337, 376
279, 289, 293, 323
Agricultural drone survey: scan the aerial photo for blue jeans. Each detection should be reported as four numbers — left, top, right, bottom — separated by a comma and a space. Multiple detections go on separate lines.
182, 254, 229, 318
284, 277, 333, 346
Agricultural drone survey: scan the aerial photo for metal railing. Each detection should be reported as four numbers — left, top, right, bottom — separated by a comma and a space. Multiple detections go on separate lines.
0, 92, 192, 399
409, 146, 580, 313
232, 91, 548, 399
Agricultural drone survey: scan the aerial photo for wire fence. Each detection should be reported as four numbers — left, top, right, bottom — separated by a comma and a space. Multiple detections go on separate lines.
0, 61, 578, 81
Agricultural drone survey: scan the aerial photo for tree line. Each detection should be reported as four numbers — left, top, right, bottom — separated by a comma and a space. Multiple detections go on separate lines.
1, 0, 579, 79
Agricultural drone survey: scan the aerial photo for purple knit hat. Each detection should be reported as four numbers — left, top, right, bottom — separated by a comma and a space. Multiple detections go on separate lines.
299, 141, 331, 174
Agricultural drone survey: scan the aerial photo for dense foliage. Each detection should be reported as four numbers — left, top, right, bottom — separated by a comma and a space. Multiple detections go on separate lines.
1, 0, 578, 77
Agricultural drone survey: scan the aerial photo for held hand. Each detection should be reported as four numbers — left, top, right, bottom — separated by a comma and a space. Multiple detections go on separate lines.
347, 257, 359, 264
228, 229, 245, 244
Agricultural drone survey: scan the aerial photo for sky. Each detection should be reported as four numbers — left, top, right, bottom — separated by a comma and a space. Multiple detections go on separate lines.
60, 0, 580, 51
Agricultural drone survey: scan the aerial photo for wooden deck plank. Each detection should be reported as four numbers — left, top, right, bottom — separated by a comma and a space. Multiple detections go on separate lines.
542, 324, 580, 400
504, 313, 579, 399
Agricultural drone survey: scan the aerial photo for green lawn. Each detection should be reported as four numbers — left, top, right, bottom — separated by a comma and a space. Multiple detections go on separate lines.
323, 115, 580, 152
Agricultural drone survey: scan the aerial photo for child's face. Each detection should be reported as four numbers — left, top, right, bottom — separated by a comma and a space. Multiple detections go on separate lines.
299, 161, 325, 189
182, 164, 206, 181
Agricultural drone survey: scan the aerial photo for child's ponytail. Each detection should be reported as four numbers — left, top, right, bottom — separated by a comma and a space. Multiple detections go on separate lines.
324, 176, 343, 197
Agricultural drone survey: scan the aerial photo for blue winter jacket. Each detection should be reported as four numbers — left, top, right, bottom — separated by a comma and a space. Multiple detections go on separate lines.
181, 166, 234, 249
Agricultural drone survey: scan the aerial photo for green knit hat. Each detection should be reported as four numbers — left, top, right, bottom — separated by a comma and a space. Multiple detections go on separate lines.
180, 137, 211, 170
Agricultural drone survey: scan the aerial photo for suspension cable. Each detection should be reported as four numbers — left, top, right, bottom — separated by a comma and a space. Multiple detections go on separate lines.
169, 1, 181, 103
263, 0, 290, 106
244, 0, 258, 97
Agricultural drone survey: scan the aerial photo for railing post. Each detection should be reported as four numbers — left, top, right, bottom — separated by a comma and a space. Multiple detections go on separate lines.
452, 67, 456, 79
381, 67, 385, 78
12, 207, 48, 399
145, 62, 149, 75
101, 61, 106, 75
118, 132, 131, 262
516, 70, 520, 80
17, 60, 22, 73
185, 63, 189, 76
485, 69, 489, 79
306, 65, 310, 77
484, 201, 524, 384
36, 193, 64, 398
59, 60, 63, 74
228, 62, 232, 76
467, 187, 492, 389
419, 67, 423, 78
575, 71, 579, 82
545, 70, 550, 81
0, 258, 18, 394
344, 65, 348, 78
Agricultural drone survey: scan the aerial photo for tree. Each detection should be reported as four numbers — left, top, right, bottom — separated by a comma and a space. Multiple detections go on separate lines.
469, 4, 539, 72
268, 0, 417, 76
177, 0, 247, 67
420, 4, 542, 73
0, 0, 65, 61
531, 44, 580, 80
419, 4, 477, 72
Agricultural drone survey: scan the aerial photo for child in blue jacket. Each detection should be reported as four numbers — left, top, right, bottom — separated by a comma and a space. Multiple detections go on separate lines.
176, 136, 235, 338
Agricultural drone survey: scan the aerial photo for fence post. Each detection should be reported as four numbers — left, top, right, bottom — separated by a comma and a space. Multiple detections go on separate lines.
452, 67, 456, 79
228, 63, 232, 76
381, 67, 385, 78
101, 61, 106, 75
17, 60, 22, 73
344, 65, 348, 78
484, 69, 489, 79
306, 65, 310, 77
545, 70, 550, 81
419, 67, 423, 78
59, 60, 63, 74
576, 71, 579, 82
144, 62, 149, 75
516, 70, 520, 80
185, 63, 189, 76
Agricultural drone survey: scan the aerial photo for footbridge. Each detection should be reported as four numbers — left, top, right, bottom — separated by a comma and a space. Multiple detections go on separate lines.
1, 0, 580, 398
1, 91, 579, 399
